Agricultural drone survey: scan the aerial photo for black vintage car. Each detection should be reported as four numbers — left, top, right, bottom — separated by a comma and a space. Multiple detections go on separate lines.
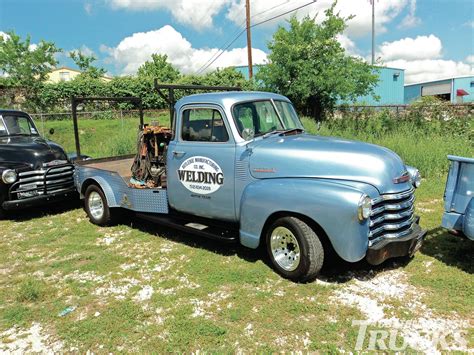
0, 109, 75, 218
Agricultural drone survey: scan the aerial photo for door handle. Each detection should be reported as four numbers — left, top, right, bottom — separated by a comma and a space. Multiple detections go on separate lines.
172, 150, 185, 157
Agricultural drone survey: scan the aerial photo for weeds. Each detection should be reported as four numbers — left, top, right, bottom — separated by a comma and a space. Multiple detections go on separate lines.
16, 279, 43, 303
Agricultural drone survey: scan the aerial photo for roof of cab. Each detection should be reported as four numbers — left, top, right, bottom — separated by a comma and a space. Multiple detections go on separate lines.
175, 91, 291, 108
0, 109, 29, 115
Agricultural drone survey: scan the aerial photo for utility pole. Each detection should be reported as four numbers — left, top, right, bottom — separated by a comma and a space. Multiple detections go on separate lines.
371, 0, 375, 65
245, 0, 253, 79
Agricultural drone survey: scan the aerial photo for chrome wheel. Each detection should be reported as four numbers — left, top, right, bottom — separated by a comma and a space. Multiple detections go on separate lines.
88, 191, 104, 220
270, 226, 301, 271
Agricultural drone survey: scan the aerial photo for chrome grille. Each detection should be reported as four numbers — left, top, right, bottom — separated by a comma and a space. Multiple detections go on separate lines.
369, 187, 415, 245
11, 164, 74, 198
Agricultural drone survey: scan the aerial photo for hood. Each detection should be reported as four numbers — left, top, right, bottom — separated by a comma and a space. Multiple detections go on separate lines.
248, 133, 412, 193
0, 135, 68, 170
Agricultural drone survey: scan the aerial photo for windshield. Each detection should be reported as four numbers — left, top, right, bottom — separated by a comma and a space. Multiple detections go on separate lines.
0, 115, 39, 137
232, 100, 303, 138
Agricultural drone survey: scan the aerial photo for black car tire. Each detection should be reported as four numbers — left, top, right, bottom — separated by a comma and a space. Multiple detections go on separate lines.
84, 184, 118, 226
266, 216, 324, 282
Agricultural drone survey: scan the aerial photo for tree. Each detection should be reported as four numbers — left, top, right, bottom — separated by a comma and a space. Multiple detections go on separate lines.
257, 3, 378, 119
0, 30, 61, 107
69, 50, 107, 79
137, 54, 180, 83
201, 67, 255, 90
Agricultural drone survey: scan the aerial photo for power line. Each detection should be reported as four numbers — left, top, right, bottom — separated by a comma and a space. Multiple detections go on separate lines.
197, 0, 317, 74
196, 28, 247, 75
196, 1, 293, 75
250, 1, 291, 22
251, 0, 316, 27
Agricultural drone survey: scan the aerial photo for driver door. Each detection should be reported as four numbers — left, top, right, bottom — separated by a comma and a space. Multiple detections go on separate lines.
167, 104, 236, 221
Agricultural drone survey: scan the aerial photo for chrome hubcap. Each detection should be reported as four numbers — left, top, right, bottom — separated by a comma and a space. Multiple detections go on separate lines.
88, 191, 104, 220
270, 226, 301, 271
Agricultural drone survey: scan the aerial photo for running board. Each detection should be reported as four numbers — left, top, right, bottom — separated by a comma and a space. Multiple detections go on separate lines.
135, 212, 239, 243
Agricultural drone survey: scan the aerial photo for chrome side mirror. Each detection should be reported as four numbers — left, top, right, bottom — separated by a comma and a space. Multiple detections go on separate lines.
242, 128, 255, 141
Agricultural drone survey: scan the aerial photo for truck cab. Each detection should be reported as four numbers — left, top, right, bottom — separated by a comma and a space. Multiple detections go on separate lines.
75, 91, 426, 282
0, 109, 75, 218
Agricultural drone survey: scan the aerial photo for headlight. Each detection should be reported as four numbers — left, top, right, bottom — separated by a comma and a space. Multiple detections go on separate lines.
406, 166, 421, 188
2, 169, 17, 184
358, 194, 372, 222
412, 170, 421, 188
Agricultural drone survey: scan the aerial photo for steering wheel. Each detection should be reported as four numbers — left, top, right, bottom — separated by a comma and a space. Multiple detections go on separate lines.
19, 126, 29, 134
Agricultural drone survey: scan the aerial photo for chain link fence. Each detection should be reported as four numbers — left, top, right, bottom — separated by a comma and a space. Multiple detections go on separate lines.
30, 109, 169, 135
331, 103, 474, 120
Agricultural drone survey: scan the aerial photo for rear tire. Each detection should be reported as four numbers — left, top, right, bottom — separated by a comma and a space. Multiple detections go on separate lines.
266, 216, 324, 282
84, 184, 117, 226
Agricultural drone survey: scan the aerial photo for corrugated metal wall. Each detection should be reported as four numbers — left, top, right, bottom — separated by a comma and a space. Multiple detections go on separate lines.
347, 67, 405, 105
404, 76, 474, 104
453, 76, 474, 103
404, 84, 422, 104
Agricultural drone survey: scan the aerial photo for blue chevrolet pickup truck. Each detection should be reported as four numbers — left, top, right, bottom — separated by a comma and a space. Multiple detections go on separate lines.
74, 89, 425, 281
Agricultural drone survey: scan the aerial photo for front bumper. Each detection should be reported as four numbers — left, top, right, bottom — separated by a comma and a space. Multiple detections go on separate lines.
2, 187, 77, 210
366, 219, 426, 265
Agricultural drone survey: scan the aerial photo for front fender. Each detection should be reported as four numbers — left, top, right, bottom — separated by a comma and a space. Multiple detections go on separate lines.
239, 178, 370, 262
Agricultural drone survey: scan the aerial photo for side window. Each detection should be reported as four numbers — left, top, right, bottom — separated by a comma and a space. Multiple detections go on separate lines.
181, 108, 229, 142
0, 118, 6, 136
233, 106, 254, 134
18, 117, 32, 133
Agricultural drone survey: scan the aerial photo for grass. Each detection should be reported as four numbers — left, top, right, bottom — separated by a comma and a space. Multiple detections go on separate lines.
1, 186, 472, 352
1, 113, 473, 352
16, 279, 44, 303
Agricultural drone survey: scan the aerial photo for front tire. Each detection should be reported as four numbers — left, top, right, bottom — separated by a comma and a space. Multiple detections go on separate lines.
266, 216, 324, 282
84, 184, 117, 226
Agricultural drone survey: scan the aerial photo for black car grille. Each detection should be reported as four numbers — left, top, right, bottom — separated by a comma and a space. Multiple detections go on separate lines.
369, 187, 415, 245
10, 164, 74, 199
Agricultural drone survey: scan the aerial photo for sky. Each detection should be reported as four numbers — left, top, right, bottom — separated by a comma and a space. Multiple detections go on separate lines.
0, 0, 473, 84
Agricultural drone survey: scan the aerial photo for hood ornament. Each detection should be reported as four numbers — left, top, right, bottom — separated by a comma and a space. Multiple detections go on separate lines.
393, 171, 410, 184
43, 160, 68, 167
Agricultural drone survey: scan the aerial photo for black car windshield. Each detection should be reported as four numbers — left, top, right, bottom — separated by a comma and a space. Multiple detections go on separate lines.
232, 100, 303, 138
0, 115, 39, 137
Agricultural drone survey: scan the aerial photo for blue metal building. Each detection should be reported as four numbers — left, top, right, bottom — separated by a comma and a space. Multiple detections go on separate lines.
233, 64, 263, 81
404, 76, 474, 104
232, 65, 405, 105
344, 66, 405, 105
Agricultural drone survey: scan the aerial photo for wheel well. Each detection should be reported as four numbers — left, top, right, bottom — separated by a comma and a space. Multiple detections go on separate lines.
81, 178, 100, 197
260, 211, 335, 254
